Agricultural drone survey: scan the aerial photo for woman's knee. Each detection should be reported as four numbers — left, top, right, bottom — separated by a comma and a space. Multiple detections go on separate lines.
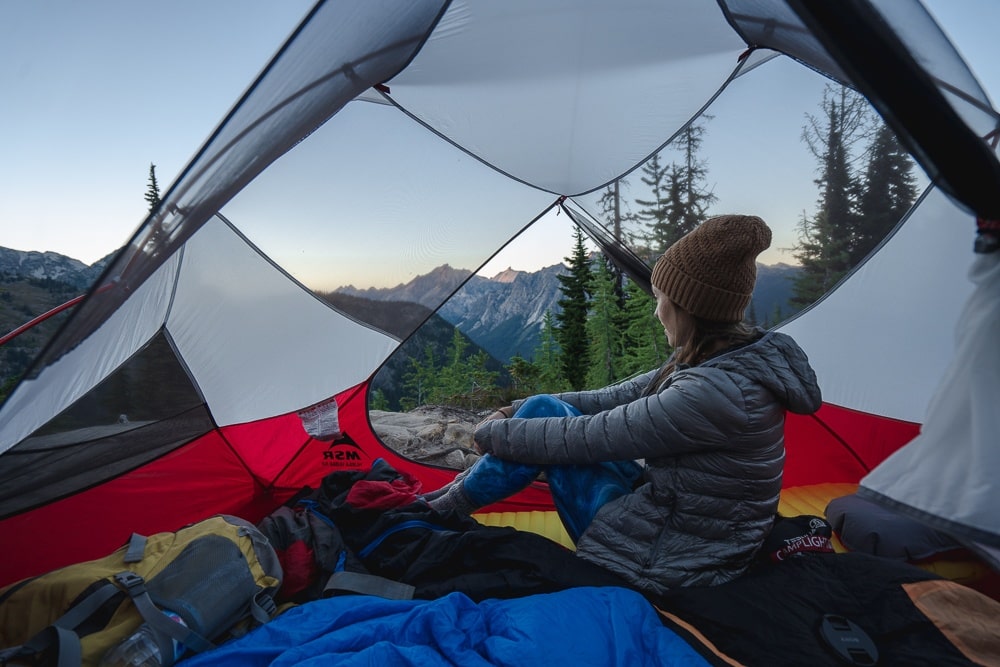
515, 395, 581, 418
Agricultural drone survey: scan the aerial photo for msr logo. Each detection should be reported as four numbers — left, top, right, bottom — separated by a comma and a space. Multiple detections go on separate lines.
322, 432, 366, 468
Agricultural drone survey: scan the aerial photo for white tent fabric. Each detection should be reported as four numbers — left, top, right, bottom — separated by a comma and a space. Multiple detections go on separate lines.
0, 253, 181, 449
0, 217, 399, 450
777, 186, 975, 423
384, 0, 749, 196
860, 249, 1000, 565
166, 218, 398, 427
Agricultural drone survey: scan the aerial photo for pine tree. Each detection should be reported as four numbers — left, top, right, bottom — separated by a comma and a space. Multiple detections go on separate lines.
533, 311, 568, 394
555, 228, 593, 390
767, 301, 785, 329
619, 279, 669, 377
673, 121, 716, 241
585, 260, 625, 388
598, 178, 638, 246
506, 354, 541, 397
854, 124, 918, 264
746, 299, 759, 328
459, 349, 501, 409
144, 163, 161, 212
399, 328, 500, 409
437, 327, 471, 400
598, 178, 640, 298
791, 85, 871, 307
634, 153, 674, 253
634, 120, 716, 256
401, 344, 439, 410
369, 388, 390, 411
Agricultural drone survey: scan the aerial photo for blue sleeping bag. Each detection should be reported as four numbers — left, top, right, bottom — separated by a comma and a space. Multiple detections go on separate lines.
180, 586, 709, 667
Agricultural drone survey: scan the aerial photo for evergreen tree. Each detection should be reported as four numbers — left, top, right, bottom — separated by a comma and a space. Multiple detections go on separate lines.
436, 327, 472, 400
399, 328, 500, 410
789, 211, 831, 308
598, 178, 640, 298
457, 349, 501, 409
401, 344, 439, 410
791, 85, 871, 307
585, 260, 624, 388
555, 228, 593, 390
619, 280, 669, 377
634, 153, 674, 253
635, 120, 716, 256
661, 163, 688, 250
854, 124, 918, 264
598, 178, 640, 246
534, 311, 569, 394
506, 354, 541, 397
766, 301, 785, 329
598, 178, 638, 246
144, 163, 161, 212
746, 299, 759, 328
672, 121, 716, 242
369, 388, 389, 411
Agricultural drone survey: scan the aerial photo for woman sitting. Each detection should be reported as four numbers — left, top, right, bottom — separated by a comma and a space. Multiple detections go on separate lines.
426, 214, 822, 597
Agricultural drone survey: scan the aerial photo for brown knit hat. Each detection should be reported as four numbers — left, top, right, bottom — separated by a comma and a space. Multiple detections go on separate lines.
650, 215, 771, 322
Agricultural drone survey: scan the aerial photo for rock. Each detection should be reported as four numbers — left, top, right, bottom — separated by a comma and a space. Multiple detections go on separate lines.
370, 405, 488, 469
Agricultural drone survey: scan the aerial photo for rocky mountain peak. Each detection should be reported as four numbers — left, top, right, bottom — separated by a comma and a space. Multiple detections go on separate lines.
489, 267, 524, 284
0, 247, 115, 290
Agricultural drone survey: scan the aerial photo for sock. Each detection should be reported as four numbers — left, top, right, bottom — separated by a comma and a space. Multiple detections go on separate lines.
421, 466, 472, 503
427, 479, 479, 515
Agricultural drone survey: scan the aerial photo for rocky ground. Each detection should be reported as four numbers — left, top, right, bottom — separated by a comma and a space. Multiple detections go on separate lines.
369, 405, 489, 470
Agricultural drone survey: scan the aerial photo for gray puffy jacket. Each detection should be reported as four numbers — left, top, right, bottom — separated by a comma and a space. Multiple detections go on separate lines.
475, 330, 822, 597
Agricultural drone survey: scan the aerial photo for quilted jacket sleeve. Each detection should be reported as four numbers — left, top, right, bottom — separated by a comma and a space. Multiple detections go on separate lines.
511, 367, 661, 416
478, 367, 752, 465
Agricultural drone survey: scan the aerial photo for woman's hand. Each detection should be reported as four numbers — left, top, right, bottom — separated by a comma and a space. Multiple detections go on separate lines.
476, 405, 513, 429
473, 405, 513, 453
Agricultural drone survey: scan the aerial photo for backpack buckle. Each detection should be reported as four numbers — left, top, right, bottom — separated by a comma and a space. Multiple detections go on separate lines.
113, 571, 147, 597
253, 591, 277, 621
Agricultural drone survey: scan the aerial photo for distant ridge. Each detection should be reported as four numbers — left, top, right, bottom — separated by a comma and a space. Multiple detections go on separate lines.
0, 247, 116, 290
1, 245, 801, 394
337, 263, 567, 362
336, 260, 801, 362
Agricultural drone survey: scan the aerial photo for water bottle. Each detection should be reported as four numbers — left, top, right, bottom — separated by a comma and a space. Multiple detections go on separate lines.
99, 610, 187, 667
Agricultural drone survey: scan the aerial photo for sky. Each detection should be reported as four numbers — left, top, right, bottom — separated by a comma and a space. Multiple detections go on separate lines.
1, 1, 998, 290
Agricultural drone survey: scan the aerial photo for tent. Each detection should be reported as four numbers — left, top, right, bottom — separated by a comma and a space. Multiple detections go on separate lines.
1, 0, 998, 601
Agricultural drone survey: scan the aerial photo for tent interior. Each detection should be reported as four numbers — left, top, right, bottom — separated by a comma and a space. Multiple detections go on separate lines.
1, 0, 999, 664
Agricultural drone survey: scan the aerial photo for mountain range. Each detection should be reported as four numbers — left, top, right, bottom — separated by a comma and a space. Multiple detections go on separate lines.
336, 263, 569, 362
0, 245, 801, 395
334, 260, 802, 364
0, 247, 115, 290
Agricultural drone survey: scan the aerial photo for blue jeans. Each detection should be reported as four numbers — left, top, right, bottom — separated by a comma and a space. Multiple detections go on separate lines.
463, 395, 641, 543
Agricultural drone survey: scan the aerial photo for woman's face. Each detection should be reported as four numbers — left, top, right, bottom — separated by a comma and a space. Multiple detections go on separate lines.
653, 287, 686, 347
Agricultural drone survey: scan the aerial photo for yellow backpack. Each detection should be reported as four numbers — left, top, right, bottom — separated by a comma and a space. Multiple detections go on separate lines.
0, 514, 282, 667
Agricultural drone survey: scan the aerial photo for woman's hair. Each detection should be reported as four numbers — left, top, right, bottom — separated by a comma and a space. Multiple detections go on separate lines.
673, 317, 761, 368
647, 313, 761, 393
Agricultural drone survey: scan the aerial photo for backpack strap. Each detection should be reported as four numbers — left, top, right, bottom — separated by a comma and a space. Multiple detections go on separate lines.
322, 571, 415, 600
250, 590, 278, 625
11, 626, 81, 667
113, 572, 215, 654
0, 579, 120, 667
123, 532, 148, 563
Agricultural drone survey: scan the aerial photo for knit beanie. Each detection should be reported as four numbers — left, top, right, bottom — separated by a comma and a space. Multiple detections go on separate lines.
650, 215, 771, 322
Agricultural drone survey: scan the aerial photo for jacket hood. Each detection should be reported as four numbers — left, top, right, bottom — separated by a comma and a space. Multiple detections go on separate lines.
706, 330, 822, 415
